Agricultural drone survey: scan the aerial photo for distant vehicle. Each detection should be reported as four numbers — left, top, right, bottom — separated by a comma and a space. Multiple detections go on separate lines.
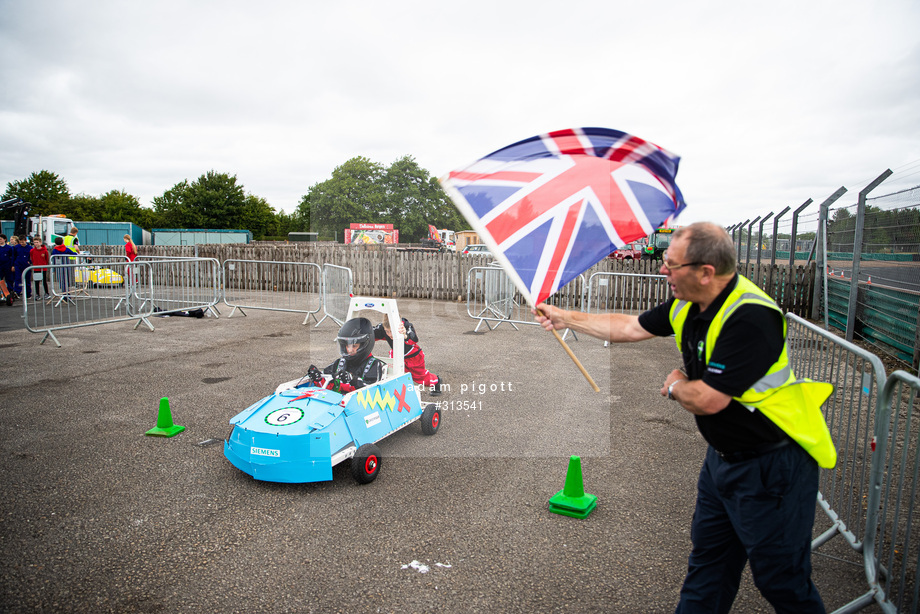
609, 243, 644, 261
437, 229, 456, 252
643, 227, 678, 260
0, 198, 75, 245
421, 225, 456, 252
75, 265, 124, 286
462, 244, 491, 257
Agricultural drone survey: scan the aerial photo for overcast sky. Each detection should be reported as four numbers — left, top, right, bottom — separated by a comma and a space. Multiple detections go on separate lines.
2, 0, 918, 229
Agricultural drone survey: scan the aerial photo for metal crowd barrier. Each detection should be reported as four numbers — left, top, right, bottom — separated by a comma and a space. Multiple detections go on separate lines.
586, 271, 670, 316
222, 259, 322, 325
130, 257, 222, 318
786, 313, 887, 555
22, 260, 155, 347
465, 265, 584, 338
315, 263, 353, 328
585, 271, 670, 346
843, 370, 920, 614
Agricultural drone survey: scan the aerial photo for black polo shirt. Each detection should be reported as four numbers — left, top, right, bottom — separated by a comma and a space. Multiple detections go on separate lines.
638, 275, 788, 453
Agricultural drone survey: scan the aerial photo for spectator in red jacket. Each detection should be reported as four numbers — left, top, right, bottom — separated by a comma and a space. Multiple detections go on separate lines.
29, 236, 50, 299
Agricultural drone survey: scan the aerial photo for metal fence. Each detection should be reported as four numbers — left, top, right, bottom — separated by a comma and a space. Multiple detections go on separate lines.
132, 256, 222, 318
786, 314, 888, 554
785, 313, 918, 614
860, 370, 920, 614
727, 168, 920, 372
223, 259, 323, 325
465, 265, 584, 337
18, 257, 222, 346
315, 263, 353, 328
22, 260, 155, 346
823, 180, 920, 372
586, 271, 670, 316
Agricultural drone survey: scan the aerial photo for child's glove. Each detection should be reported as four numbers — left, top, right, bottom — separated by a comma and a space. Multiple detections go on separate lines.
308, 365, 323, 384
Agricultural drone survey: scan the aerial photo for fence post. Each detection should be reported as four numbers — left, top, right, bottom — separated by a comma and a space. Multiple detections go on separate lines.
755, 213, 774, 286
845, 169, 893, 342
735, 219, 749, 267
745, 216, 761, 270
788, 198, 813, 269
810, 187, 847, 323
768, 206, 791, 296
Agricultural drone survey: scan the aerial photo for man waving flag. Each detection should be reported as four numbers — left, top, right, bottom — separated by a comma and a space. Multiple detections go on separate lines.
439, 127, 687, 390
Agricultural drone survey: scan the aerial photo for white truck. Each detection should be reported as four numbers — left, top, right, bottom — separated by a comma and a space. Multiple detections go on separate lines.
1, 198, 75, 245
30, 214, 76, 245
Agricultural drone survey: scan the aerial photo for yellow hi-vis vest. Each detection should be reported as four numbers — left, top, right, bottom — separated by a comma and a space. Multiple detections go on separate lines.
669, 275, 837, 468
62, 235, 78, 261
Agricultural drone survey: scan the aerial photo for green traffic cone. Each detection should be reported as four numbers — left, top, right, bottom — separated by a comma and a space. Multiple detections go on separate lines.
145, 397, 185, 437
549, 455, 597, 519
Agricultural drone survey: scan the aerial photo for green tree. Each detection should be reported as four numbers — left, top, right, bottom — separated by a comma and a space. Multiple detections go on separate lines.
236, 194, 280, 240
152, 171, 252, 230
275, 210, 300, 236
67, 194, 105, 221
3, 170, 71, 216
381, 156, 466, 240
296, 155, 468, 242
299, 157, 386, 241
152, 180, 191, 228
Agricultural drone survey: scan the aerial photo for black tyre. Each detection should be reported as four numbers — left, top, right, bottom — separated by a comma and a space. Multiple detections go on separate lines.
351, 443, 381, 484
421, 404, 441, 436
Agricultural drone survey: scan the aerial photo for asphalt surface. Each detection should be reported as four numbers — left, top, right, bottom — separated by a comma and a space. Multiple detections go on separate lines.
0, 297, 878, 613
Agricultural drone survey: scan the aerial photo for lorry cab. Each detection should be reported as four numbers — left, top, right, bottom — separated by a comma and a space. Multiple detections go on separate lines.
34, 215, 74, 245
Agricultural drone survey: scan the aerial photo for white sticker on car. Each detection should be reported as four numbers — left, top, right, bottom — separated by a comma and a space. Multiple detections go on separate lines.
251, 447, 280, 457
364, 412, 381, 428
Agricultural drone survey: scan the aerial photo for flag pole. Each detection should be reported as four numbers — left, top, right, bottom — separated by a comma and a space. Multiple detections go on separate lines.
550, 329, 600, 393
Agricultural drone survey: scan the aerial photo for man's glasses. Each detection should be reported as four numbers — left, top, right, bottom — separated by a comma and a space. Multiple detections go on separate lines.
662, 252, 705, 272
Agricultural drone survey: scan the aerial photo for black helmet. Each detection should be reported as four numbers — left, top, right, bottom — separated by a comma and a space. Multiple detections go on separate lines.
336, 317, 375, 367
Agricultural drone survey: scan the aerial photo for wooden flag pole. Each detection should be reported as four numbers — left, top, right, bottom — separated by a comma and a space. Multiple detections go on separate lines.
551, 329, 600, 393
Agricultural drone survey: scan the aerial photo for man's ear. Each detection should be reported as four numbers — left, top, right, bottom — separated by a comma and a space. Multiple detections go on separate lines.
698, 264, 717, 285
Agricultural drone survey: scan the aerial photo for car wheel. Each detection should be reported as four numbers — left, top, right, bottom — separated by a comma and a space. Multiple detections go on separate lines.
351, 443, 381, 484
421, 404, 440, 435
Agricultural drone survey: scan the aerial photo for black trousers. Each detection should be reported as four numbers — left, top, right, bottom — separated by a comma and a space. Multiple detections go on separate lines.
675, 443, 825, 613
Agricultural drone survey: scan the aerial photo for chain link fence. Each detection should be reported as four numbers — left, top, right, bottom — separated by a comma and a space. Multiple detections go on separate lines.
726, 165, 920, 373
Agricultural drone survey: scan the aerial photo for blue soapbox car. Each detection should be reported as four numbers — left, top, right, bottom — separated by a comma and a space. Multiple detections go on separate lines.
224, 297, 441, 484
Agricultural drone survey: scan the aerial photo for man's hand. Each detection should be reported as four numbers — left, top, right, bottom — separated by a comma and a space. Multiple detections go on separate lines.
532, 303, 566, 332
660, 369, 732, 416
661, 369, 688, 399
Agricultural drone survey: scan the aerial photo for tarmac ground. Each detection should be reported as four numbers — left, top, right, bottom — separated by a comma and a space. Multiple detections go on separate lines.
0, 296, 879, 613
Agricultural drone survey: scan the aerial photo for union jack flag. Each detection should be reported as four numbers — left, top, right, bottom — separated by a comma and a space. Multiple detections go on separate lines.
440, 127, 686, 306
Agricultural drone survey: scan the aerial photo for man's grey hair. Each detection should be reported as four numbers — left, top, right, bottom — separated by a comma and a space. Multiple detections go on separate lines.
674, 222, 736, 275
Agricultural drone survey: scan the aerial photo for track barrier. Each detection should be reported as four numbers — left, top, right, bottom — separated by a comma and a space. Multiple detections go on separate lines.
844, 370, 920, 613
222, 259, 322, 324
787, 313, 888, 554
22, 259, 155, 347
131, 256, 222, 319
585, 271, 669, 347
586, 271, 670, 317
315, 263, 354, 328
786, 314, 917, 613
465, 265, 584, 338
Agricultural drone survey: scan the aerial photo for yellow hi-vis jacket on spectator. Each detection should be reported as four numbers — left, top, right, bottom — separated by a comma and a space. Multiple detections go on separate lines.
62, 234, 78, 261
669, 275, 837, 469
